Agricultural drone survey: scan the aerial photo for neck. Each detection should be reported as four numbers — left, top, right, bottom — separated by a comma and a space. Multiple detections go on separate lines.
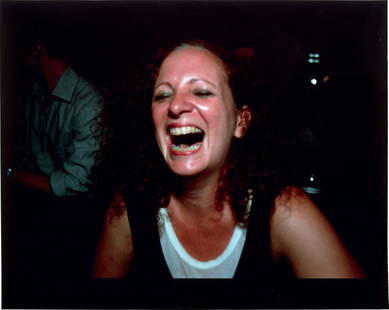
170, 170, 225, 216
40, 58, 68, 92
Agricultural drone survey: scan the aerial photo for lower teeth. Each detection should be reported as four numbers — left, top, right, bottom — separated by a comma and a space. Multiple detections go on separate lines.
173, 144, 201, 152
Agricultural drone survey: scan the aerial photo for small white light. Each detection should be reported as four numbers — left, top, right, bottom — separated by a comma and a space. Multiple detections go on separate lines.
310, 176, 314, 182
310, 78, 317, 85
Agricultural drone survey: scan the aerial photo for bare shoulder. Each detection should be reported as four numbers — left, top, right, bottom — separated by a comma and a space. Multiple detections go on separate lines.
92, 185, 133, 278
106, 186, 128, 222
270, 186, 365, 278
272, 185, 315, 223
104, 185, 132, 238
270, 185, 319, 257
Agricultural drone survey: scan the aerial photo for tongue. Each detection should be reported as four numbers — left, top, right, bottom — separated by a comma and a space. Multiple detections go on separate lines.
172, 132, 203, 146
173, 142, 202, 151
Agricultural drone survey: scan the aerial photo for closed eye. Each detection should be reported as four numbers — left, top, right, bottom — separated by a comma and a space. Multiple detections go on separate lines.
153, 92, 172, 102
193, 90, 214, 98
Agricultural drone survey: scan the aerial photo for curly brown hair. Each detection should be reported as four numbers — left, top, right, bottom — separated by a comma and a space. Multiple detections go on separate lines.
94, 39, 287, 222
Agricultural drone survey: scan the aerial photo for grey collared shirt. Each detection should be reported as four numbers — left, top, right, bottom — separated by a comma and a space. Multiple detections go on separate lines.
26, 67, 103, 196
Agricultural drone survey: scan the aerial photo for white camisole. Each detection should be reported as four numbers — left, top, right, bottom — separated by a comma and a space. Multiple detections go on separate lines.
158, 208, 247, 278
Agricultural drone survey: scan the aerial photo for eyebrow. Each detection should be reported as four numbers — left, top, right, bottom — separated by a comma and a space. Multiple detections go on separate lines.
188, 78, 216, 87
154, 78, 216, 90
154, 82, 172, 91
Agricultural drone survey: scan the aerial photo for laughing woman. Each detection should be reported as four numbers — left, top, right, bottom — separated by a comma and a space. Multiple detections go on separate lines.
92, 40, 364, 279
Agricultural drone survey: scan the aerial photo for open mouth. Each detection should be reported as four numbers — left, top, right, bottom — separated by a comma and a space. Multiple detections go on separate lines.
169, 126, 204, 153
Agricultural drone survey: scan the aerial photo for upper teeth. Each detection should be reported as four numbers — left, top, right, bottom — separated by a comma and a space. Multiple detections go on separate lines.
170, 126, 202, 136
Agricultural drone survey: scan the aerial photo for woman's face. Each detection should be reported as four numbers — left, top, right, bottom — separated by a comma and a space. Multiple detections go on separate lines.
151, 46, 243, 178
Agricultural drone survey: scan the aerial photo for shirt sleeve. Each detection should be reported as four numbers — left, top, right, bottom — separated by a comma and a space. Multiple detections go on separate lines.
49, 88, 103, 197
28, 99, 59, 176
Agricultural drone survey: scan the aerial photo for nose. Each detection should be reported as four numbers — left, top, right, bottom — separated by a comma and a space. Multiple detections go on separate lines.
168, 93, 193, 118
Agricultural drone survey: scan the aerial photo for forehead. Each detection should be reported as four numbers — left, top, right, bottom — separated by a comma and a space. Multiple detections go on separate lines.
157, 46, 228, 82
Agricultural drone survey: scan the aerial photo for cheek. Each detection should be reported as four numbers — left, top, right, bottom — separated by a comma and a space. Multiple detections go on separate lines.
151, 105, 164, 129
219, 105, 238, 135
151, 105, 168, 153
220, 89, 238, 132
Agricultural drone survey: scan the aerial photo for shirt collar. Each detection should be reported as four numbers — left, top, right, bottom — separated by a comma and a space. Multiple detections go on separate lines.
31, 76, 46, 96
51, 66, 78, 103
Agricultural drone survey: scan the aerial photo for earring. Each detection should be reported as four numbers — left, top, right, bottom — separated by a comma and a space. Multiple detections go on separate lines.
240, 188, 254, 227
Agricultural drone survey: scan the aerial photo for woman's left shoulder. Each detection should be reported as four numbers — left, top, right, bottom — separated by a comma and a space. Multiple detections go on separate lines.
269, 185, 329, 247
271, 185, 317, 223
269, 186, 365, 278
269, 186, 322, 258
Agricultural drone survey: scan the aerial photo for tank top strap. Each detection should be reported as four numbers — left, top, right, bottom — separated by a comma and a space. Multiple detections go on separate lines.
123, 188, 172, 281
234, 188, 282, 280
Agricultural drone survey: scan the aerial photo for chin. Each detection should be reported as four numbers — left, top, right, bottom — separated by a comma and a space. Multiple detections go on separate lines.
167, 159, 208, 178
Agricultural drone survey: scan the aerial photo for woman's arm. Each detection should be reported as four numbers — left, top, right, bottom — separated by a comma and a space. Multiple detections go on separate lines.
92, 189, 133, 278
270, 186, 365, 278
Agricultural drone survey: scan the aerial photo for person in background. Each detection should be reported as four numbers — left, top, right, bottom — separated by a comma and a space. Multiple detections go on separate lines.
7, 25, 103, 279
92, 40, 365, 279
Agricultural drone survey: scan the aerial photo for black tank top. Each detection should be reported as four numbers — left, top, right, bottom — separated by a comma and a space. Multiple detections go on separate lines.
124, 188, 285, 282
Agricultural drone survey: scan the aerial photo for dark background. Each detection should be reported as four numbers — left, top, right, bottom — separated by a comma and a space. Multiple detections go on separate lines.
1, 0, 387, 308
